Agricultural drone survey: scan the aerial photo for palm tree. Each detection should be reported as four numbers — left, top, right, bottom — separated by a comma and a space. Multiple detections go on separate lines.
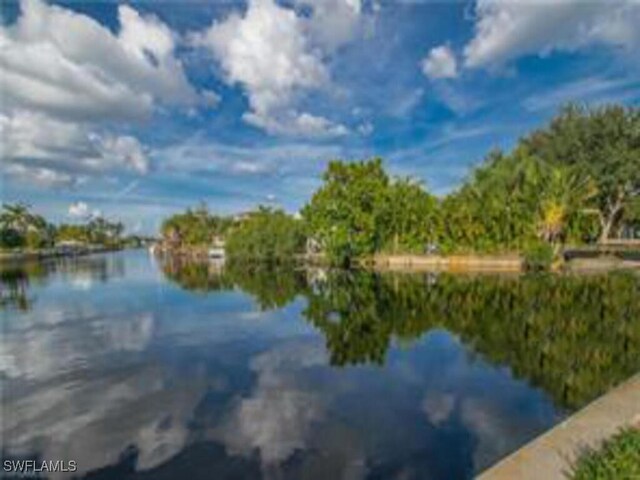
537, 166, 598, 248
0, 203, 52, 249
0, 203, 48, 235
0, 203, 32, 232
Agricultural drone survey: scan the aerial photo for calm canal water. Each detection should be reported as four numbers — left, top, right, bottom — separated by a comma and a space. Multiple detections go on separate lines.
1, 250, 639, 479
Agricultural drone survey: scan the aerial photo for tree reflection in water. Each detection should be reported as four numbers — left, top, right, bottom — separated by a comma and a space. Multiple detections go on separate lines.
2, 253, 639, 479
0, 255, 125, 312
161, 259, 640, 410
161, 257, 308, 310
0, 265, 38, 310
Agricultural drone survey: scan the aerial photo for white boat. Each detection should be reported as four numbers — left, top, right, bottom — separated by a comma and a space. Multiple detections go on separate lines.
208, 247, 225, 259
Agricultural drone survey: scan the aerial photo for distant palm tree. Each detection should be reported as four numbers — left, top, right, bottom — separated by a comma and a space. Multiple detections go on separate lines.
0, 203, 47, 234
0, 203, 53, 248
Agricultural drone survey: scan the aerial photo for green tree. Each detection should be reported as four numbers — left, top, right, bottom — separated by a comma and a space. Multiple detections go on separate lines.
55, 224, 90, 243
161, 204, 231, 248
440, 146, 600, 253
526, 104, 640, 241
536, 165, 597, 249
87, 216, 125, 245
225, 207, 305, 262
0, 203, 52, 249
0, 228, 24, 249
381, 177, 441, 253
441, 149, 542, 252
621, 196, 640, 237
302, 158, 391, 265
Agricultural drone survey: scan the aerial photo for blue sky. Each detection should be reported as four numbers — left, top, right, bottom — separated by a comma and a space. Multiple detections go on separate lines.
2, 0, 639, 234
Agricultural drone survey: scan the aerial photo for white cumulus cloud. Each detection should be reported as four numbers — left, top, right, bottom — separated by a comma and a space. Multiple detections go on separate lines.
1, 0, 199, 121
422, 45, 458, 79
294, 0, 364, 52
193, 0, 353, 137
244, 110, 348, 138
463, 0, 640, 69
0, 0, 208, 187
68, 201, 89, 218
1, 111, 149, 186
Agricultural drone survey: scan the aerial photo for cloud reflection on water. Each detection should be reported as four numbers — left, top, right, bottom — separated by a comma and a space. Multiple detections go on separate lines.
0, 252, 582, 480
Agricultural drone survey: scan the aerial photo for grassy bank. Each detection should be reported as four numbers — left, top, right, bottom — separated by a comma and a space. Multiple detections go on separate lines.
569, 428, 640, 480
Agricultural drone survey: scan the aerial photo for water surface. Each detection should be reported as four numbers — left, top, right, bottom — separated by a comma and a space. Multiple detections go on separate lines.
1, 251, 639, 479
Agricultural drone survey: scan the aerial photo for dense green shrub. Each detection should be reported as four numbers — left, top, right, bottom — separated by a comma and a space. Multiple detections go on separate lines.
0, 228, 24, 249
25, 230, 48, 249
302, 158, 391, 266
569, 428, 640, 480
225, 207, 305, 262
302, 159, 441, 265
523, 242, 555, 271
160, 205, 232, 247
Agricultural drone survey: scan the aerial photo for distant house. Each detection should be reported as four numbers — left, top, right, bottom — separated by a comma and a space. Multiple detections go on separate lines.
209, 235, 226, 259
621, 225, 640, 239
208, 247, 225, 259
55, 239, 86, 254
56, 240, 85, 247
232, 211, 254, 223
306, 237, 322, 255
211, 236, 225, 248
163, 227, 182, 249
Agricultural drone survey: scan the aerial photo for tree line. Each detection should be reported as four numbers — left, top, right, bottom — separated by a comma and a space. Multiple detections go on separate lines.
0, 203, 128, 250
162, 104, 638, 265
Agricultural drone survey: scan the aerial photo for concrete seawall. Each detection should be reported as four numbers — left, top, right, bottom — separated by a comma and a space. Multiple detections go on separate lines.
374, 254, 640, 273
374, 254, 524, 272
477, 373, 640, 479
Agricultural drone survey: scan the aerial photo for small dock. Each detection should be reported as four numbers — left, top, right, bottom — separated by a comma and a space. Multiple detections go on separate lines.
564, 240, 640, 261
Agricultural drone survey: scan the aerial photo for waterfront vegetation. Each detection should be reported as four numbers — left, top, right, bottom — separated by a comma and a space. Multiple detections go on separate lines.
160, 204, 233, 249
159, 258, 640, 411
225, 207, 306, 262
158, 105, 640, 267
569, 428, 640, 480
5, 105, 636, 265
0, 202, 130, 252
